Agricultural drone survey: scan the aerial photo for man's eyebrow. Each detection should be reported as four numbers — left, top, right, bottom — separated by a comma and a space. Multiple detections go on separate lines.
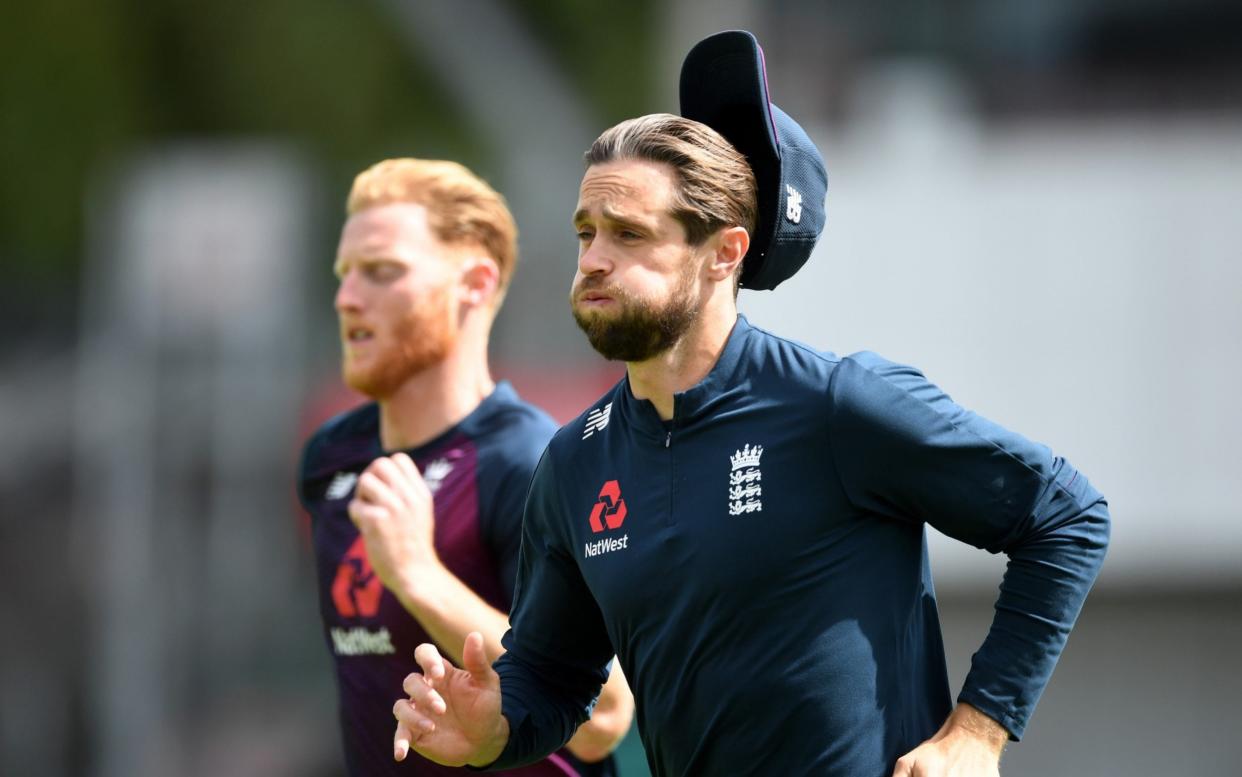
334, 254, 402, 271
573, 206, 658, 231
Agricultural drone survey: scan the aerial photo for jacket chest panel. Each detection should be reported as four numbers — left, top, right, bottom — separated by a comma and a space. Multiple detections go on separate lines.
572, 422, 849, 621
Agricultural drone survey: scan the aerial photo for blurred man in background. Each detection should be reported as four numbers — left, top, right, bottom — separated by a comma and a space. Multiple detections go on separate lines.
298, 158, 633, 776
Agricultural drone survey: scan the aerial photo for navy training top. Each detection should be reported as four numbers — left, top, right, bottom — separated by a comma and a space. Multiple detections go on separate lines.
490, 317, 1110, 777
299, 382, 616, 777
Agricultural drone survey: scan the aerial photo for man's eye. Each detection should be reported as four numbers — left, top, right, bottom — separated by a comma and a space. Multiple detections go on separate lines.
576, 229, 594, 241
619, 230, 642, 241
365, 265, 400, 282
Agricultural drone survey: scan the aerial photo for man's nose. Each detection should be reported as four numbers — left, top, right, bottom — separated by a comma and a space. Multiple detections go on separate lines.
334, 271, 362, 313
577, 238, 613, 276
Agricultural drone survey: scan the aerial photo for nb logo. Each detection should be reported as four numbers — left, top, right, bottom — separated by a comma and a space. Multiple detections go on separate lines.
325, 471, 358, 500
582, 402, 613, 439
785, 185, 803, 224
588, 480, 628, 533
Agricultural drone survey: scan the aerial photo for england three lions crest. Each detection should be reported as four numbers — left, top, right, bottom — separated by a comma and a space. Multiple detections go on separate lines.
729, 443, 763, 516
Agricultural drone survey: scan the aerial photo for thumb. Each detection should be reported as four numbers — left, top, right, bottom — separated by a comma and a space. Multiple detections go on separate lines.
461, 631, 494, 680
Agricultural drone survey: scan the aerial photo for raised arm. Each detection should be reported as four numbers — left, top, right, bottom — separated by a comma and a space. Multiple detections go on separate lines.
348, 453, 512, 664
393, 450, 621, 769
827, 353, 1110, 765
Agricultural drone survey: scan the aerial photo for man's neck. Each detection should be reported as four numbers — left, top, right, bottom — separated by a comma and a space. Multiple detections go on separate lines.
377, 340, 495, 452
626, 299, 738, 422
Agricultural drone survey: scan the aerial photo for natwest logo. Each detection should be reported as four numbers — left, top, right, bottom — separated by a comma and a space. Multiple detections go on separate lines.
588, 479, 627, 533
332, 535, 383, 618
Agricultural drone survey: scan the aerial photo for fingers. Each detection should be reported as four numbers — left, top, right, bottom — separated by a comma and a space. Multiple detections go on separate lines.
387, 453, 431, 515
401, 671, 447, 714
368, 454, 427, 495
357, 456, 430, 518
461, 631, 495, 680
393, 699, 436, 760
347, 497, 387, 531
414, 642, 449, 684
392, 452, 426, 489
393, 721, 412, 762
355, 468, 398, 509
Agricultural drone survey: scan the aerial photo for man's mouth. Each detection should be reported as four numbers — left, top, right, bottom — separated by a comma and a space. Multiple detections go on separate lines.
576, 283, 619, 306
345, 326, 374, 343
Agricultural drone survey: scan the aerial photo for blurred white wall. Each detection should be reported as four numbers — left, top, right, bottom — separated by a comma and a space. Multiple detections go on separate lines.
742, 64, 1242, 590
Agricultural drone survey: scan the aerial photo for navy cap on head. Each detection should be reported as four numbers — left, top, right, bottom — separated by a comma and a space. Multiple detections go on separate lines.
680, 30, 828, 291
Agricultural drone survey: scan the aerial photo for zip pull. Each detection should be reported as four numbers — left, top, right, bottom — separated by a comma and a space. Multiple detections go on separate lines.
665, 431, 671, 448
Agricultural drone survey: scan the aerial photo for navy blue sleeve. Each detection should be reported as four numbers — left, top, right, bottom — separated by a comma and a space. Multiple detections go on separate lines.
826, 353, 1110, 740
477, 417, 554, 607
486, 449, 614, 770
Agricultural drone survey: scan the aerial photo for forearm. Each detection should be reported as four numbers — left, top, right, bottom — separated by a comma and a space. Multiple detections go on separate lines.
489, 451, 619, 768
391, 563, 512, 665
565, 662, 634, 762
961, 461, 1110, 738
492, 642, 609, 770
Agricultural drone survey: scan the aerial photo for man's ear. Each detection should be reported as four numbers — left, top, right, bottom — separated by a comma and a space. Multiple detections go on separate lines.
704, 226, 750, 282
458, 256, 501, 309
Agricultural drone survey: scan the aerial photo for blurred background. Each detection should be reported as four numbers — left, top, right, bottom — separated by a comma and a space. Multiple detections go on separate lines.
1, 0, 1239, 775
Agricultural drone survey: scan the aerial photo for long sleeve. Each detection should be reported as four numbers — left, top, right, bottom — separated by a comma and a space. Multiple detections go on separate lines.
486, 449, 615, 770
826, 352, 1110, 739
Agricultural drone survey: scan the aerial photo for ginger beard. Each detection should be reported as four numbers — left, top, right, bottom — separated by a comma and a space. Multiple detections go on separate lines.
341, 282, 457, 399
571, 260, 701, 362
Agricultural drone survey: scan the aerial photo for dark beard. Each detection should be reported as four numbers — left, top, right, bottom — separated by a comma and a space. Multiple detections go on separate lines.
571, 274, 699, 362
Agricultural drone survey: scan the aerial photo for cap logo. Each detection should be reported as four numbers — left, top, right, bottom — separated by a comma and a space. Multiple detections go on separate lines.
785, 185, 803, 224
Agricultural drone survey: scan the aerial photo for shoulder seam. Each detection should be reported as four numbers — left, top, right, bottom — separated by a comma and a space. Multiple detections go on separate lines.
837, 356, 1094, 519
745, 320, 842, 367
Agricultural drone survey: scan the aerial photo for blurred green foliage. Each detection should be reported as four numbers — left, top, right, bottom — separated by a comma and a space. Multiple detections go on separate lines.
0, 0, 654, 325
516, 0, 659, 123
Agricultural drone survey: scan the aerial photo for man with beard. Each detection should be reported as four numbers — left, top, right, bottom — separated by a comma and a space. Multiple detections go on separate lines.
298, 158, 633, 777
389, 32, 1109, 777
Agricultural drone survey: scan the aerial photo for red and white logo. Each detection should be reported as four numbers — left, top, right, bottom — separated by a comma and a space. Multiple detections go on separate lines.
588, 479, 627, 533
584, 480, 630, 559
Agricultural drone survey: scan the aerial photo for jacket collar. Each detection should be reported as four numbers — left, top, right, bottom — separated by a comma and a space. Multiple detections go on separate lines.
616, 315, 754, 440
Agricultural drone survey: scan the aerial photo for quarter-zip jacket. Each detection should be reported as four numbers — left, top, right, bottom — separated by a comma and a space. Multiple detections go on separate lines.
300, 383, 613, 777
491, 316, 1109, 777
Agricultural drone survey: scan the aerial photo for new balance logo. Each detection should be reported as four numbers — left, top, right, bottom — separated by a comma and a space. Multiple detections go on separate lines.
582, 402, 613, 439
785, 185, 803, 224
729, 443, 764, 516
325, 472, 358, 500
